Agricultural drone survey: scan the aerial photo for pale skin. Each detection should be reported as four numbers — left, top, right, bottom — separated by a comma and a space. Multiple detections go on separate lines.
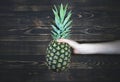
57, 39, 120, 54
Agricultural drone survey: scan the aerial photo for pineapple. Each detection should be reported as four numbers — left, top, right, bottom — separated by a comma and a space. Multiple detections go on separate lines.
46, 4, 72, 72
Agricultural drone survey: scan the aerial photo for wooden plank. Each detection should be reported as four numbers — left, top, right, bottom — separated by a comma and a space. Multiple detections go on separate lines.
0, 33, 118, 42
0, 55, 120, 68
0, 24, 120, 41
0, 10, 120, 27
0, 0, 51, 5
0, 41, 48, 55
0, 0, 119, 6
0, 5, 51, 11
0, 68, 120, 81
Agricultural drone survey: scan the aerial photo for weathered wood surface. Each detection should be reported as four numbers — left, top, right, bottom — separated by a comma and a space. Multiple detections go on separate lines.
0, 68, 120, 82
0, 55, 120, 81
0, 0, 120, 81
0, 55, 120, 69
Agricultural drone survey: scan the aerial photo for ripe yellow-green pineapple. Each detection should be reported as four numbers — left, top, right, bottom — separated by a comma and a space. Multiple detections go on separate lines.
46, 4, 72, 72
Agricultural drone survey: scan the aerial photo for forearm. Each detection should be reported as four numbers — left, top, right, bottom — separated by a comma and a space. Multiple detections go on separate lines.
77, 41, 120, 54
57, 39, 120, 54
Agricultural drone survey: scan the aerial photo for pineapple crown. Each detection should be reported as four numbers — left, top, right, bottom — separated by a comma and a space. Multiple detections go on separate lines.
51, 4, 72, 40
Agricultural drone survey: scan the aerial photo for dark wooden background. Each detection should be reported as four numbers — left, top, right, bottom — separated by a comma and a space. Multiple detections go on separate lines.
0, 0, 120, 82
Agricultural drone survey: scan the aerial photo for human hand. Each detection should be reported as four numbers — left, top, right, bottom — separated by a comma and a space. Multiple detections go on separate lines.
57, 39, 81, 54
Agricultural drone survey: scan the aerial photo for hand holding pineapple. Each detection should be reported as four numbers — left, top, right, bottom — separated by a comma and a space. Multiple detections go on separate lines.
57, 39, 120, 54
57, 39, 81, 54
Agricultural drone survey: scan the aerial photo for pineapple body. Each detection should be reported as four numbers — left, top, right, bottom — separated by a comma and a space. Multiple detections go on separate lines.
46, 40, 71, 72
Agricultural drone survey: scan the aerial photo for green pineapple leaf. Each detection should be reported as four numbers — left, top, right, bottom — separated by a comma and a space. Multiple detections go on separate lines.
60, 4, 67, 23
63, 20, 72, 30
51, 4, 72, 40
51, 25, 59, 33
52, 9, 60, 28
63, 11, 72, 27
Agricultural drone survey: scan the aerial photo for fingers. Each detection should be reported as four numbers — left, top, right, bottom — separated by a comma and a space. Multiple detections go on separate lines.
57, 39, 80, 49
57, 39, 72, 43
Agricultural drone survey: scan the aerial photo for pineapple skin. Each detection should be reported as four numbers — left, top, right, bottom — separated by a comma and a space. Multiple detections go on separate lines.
46, 40, 71, 72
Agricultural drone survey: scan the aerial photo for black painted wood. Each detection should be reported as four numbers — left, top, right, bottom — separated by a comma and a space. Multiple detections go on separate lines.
0, 0, 120, 81
0, 55, 120, 81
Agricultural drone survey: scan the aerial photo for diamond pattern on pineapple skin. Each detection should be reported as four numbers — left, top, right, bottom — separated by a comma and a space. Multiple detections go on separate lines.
63, 61, 67, 65
58, 58, 63, 63
49, 46, 52, 50
61, 49, 65, 53
60, 44, 65, 48
53, 43, 57, 47
56, 46, 61, 50
53, 55, 58, 59
52, 48, 56, 53
60, 54, 64, 58
56, 51, 60, 56
52, 60, 57, 64
64, 57, 68, 60
49, 57, 52, 60
65, 52, 68, 55
64, 47, 68, 50
50, 53, 54, 56
57, 63, 62, 68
